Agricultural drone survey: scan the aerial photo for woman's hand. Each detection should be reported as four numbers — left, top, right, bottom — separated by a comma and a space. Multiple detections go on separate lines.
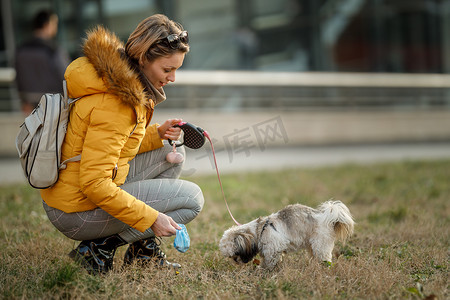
157, 118, 182, 140
150, 212, 181, 237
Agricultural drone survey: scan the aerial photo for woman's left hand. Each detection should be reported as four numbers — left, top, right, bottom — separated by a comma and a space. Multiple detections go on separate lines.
157, 118, 182, 140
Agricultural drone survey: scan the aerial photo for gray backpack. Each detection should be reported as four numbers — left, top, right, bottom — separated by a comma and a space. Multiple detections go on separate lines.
15, 81, 81, 189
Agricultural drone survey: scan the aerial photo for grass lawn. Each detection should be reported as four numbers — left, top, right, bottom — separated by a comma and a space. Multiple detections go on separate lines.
0, 159, 448, 299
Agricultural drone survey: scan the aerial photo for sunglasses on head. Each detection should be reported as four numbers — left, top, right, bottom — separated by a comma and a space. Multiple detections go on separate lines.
160, 31, 189, 49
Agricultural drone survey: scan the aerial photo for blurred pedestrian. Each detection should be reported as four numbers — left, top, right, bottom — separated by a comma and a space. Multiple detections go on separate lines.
15, 9, 70, 115
41, 14, 203, 274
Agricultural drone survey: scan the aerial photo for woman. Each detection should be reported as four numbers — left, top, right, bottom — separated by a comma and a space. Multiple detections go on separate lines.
40, 14, 204, 274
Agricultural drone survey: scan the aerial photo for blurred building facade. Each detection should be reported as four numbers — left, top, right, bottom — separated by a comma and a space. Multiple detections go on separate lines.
0, 0, 450, 155
1, 0, 449, 72
0, 0, 449, 111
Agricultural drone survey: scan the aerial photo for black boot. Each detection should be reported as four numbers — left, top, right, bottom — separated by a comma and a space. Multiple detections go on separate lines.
123, 237, 181, 269
69, 234, 127, 274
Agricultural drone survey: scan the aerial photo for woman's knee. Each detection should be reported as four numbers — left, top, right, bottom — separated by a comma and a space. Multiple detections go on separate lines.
184, 180, 204, 214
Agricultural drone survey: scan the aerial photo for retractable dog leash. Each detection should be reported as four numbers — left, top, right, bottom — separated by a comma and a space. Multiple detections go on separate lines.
168, 122, 241, 226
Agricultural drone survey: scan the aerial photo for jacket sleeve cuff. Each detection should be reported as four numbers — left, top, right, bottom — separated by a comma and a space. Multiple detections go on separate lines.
138, 124, 164, 154
133, 210, 159, 233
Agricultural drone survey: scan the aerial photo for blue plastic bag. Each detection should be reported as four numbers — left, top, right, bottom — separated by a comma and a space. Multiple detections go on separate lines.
174, 224, 190, 253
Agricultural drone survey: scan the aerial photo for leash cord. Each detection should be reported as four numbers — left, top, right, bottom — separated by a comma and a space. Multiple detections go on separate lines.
203, 131, 241, 226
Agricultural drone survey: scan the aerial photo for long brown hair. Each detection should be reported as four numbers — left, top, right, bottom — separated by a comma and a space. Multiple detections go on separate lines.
125, 14, 189, 66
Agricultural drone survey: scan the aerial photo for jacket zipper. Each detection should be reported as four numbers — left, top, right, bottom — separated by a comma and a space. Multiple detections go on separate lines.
112, 164, 118, 180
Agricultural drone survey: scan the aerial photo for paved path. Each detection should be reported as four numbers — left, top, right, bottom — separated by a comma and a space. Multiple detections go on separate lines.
181, 142, 450, 177
2, 142, 450, 185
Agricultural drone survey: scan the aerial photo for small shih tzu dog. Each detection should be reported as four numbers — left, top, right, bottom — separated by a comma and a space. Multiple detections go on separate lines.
219, 200, 354, 270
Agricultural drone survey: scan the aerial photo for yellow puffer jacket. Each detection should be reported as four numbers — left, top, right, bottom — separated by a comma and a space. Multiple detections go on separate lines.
41, 27, 164, 233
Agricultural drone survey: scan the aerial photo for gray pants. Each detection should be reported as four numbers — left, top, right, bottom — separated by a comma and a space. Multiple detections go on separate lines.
43, 143, 204, 243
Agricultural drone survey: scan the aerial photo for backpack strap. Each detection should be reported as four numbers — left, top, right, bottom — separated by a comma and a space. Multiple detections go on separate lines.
59, 155, 81, 170
63, 80, 82, 105
58, 80, 83, 171
63, 80, 68, 100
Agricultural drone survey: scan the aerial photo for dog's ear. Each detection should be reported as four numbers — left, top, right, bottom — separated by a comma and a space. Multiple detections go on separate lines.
234, 232, 258, 263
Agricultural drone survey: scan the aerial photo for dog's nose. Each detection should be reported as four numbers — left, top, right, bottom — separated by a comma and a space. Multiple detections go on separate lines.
241, 257, 251, 263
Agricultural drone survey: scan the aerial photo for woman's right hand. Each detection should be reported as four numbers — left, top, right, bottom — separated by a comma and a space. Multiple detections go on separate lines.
150, 212, 181, 237
157, 118, 183, 140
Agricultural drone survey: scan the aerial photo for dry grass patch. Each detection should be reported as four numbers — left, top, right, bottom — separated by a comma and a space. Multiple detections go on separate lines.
0, 159, 448, 299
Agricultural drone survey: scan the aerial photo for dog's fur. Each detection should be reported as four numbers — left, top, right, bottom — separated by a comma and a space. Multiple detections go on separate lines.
219, 200, 354, 270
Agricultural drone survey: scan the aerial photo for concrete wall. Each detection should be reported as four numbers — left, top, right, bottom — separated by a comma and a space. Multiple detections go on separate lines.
1, 113, 23, 157
151, 109, 450, 148
3, 109, 449, 157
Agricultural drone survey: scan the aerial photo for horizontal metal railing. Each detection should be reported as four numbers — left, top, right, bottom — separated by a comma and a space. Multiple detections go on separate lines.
0, 68, 18, 111
3, 67, 450, 87
0, 68, 15, 83
162, 71, 450, 110
173, 71, 450, 88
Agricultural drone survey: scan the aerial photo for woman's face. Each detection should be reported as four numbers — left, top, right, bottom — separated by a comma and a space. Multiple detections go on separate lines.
141, 52, 186, 89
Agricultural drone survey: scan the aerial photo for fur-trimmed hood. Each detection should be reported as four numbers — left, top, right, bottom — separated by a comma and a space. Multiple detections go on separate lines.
64, 26, 150, 108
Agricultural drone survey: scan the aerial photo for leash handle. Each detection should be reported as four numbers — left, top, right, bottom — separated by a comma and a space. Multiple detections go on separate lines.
203, 131, 241, 226
168, 122, 206, 149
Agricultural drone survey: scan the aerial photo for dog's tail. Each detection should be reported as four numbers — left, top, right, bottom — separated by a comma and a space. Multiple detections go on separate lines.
317, 200, 355, 242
